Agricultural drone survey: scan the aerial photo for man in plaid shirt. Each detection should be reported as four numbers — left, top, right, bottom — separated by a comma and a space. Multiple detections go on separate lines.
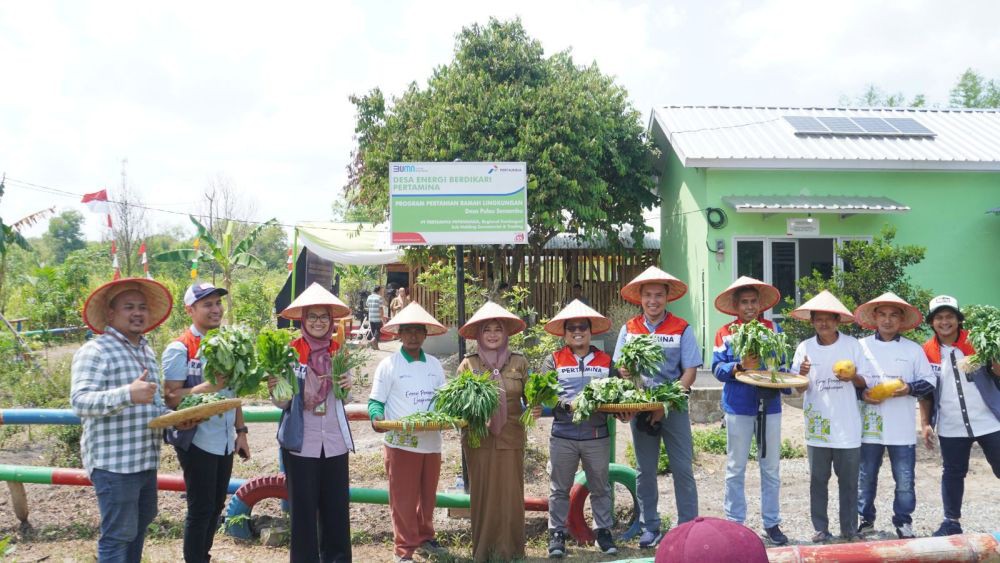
71, 278, 196, 562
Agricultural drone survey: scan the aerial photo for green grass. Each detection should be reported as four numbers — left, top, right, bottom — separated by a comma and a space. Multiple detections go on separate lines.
623, 426, 805, 474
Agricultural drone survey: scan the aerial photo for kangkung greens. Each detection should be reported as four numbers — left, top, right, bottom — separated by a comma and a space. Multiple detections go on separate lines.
521, 370, 562, 428
432, 370, 500, 448
329, 348, 368, 400
730, 320, 791, 383
615, 334, 663, 389
962, 304, 1000, 373
256, 328, 298, 401
570, 377, 688, 423
200, 325, 263, 397
178, 392, 227, 410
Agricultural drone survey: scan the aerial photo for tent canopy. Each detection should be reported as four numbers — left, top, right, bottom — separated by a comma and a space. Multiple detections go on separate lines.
296, 222, 403, 266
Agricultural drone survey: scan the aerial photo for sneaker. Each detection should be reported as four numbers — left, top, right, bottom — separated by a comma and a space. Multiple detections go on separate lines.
638, 529, 664, 549
418, 538, 445, 556
764, 525, 789, 546
933, 519, 963, 537
895, 523, 915, 539
596, 528, 618, 554
548, 530, 566, 558
857, 519, 876, 536
811, 530, 833, 543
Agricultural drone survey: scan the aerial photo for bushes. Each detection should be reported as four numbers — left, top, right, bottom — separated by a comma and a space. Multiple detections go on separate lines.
623, 425, 805, 474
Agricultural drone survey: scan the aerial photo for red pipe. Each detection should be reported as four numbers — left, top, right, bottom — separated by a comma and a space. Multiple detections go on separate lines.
768, 533, 1000, 562
50, 467, 208, 492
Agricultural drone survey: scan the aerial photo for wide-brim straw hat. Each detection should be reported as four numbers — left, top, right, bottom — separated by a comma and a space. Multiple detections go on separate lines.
620, 266, 688, 305
280, 282, 350, 320
82, 278, 173, 334
714, 276, 782, 316
382, 302, 448, 336
789, 290, 854, 323
853, 292, 923, 332
544, 299, 612, 336
458, 301, 526, 340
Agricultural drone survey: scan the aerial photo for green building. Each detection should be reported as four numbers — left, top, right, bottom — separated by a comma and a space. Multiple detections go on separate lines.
649, 106, 1000, 360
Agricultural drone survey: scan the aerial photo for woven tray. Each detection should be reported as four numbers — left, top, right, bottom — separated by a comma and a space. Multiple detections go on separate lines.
373, 419, 467, 431
735, 370, 809, 389
596, 402, 662, 413
148, 399, 242, 429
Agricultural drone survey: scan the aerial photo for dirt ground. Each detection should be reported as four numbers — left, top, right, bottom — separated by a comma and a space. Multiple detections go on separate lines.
2, 342, 999, 562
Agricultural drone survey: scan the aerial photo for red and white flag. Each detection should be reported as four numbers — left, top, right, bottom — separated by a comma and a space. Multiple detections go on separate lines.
287, 247, 293, 271
139, 242, 151, 279
81, 190, 110, 214
111, 240, 121, 281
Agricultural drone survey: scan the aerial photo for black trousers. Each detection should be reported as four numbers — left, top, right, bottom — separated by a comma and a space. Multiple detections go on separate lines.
282, 448, 352, 563
175, 444, 234, 563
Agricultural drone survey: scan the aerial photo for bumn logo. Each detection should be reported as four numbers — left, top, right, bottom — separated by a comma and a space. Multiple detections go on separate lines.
392, 164, 416, 173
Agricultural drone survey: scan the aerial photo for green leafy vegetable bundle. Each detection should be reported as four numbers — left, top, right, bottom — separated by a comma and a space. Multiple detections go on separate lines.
257, 328, 298, 401
520, 370, 562, 428
432, 369, 500, 448
200, 325, 262, 397
330, 347, 368, 400
647, 380, 689, 414
730, 320, 791, 382
616, 334, 663, 389
178, 392, 227, 410
962, 304, 1000, 373
395, 411, 466, 431
570, 377, 648, 423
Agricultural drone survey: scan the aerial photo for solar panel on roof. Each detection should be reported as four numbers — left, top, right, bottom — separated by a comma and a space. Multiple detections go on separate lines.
784, 116, 829, 134
884, 118, 935, 137
817, 117, 864, 134
852, 117, 899, 135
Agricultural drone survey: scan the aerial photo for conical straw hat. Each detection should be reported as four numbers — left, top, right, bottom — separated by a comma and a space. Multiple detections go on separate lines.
82, 278, 174, 334
458, 301, 526, 340
715, 276, 782, 316
280, 282, 350, 320
544, 299, 612, 336
619, 266, 688, 305
853, 292, 922, 332
789, 290, 854, 323
382, 302, 448, 336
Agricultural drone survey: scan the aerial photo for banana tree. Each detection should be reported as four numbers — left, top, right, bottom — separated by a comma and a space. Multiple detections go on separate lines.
155, 215, 277, 323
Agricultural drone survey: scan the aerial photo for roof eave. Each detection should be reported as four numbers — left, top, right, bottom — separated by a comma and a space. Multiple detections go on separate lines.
684, 158, 1000, 172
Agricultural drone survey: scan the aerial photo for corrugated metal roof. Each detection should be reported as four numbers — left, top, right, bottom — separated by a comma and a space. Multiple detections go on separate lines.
651, 106, 1000, 171
723, 196, 910, 215
990, 207, 1000, 215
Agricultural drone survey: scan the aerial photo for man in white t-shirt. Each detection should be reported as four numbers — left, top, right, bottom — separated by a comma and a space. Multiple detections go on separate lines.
853, 293, 935, 540
789, 291, 869, 543
368, 303, 448, 563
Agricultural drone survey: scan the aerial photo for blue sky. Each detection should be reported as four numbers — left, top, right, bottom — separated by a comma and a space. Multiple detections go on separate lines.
2, 0, 998, 241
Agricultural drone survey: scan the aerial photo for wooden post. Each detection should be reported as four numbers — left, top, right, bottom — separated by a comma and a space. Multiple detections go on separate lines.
7, 481, 28, 522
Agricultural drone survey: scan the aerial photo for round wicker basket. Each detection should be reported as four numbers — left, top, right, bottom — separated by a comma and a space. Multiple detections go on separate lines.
148, 399, 242, 429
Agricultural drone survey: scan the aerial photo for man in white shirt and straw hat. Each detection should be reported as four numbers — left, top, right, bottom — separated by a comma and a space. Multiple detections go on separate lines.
71, 278, 198, 562
790, 290, 870, 543
852, 292, 934, 540
541, 299, 618, 557
369, 302, 449, 563
711, 276, 790, 546
613, 266, 702, 548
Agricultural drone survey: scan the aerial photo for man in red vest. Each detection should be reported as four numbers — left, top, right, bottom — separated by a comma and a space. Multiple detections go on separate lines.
162, 282, 250, 563
614, 266, 702, 548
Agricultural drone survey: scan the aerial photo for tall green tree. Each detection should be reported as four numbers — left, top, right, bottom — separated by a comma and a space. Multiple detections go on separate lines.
249, 224, 290, 271
950, 68, 1000, 108
42, 210, 86, 262
346, 18, 659, 259
154, 216, 277, 323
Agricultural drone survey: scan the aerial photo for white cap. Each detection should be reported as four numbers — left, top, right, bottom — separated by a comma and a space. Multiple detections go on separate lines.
927, 295, 961, 319
184, 282, 227, 306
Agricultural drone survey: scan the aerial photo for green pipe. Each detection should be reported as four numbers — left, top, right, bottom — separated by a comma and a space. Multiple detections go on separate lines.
241, 406, 282, 423
348, 487, 471, 509
0, 464, 54, 485
290, 227, 298, 302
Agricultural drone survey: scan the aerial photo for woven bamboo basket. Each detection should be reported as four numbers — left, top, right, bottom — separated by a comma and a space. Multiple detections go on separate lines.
596, 402, 662, 413
148, 399, 242, 429
372, 419, 468, 431
735, 370, 809, 389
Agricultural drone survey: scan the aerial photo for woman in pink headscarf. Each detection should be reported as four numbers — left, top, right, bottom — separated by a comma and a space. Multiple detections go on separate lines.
456, 301, 539, 562
270, 283, 354, 563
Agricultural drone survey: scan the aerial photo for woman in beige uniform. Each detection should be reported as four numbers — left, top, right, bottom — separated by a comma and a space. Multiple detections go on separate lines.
456, 301, 539, 562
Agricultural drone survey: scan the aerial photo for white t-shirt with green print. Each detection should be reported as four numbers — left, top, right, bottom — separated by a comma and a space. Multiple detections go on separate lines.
792, 333, 870, 449
370, 350, 445, 454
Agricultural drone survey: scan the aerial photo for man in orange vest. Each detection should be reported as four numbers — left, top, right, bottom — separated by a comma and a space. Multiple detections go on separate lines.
162, 282, 250, 563
614, 266, 702, 548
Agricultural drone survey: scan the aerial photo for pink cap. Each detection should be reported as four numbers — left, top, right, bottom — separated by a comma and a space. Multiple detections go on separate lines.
655, 517, 768, 563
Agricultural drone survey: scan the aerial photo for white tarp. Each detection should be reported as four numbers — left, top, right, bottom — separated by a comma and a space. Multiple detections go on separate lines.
296, 222, 403, 266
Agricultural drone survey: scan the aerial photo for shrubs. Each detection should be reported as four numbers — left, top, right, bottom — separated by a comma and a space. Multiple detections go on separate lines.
623, 426, 805, 474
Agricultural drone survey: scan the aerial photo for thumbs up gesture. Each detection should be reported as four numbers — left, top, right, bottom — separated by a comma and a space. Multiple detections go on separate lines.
799, 355, 812, 376
129, 370, 158, 404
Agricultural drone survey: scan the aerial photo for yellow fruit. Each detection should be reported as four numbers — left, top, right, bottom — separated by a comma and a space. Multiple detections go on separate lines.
833, 360, 856, 379
870, 379, 906, 400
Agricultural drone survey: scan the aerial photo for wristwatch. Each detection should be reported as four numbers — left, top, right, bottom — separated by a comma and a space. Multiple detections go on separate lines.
235, 426, 249, 434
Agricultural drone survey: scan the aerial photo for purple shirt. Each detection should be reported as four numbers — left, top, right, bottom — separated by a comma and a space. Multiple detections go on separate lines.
290, 371, 348, 458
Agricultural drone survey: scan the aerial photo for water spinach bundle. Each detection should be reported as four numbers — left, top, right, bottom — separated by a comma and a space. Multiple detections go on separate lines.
962, 304, 1000, 373
330, 348, 368, 400
570, 377, 648, 423
257, 328, 299, 401
395, 411, 465, 431
616, 334, 663, 389
178, 392, 227, 410
200, 325, 263, 397
730, 320, 791, 382
646, 380, 689, 413
520, 370, 561, 428
432, 370, 500, 448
